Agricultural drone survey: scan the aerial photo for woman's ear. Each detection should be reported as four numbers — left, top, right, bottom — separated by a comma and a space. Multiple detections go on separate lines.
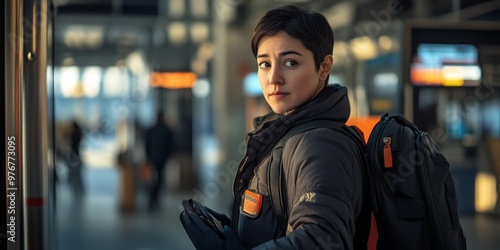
319, 55, 333, 81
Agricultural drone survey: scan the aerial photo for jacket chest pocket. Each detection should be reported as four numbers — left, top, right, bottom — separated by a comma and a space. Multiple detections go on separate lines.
237, 194, 281, 248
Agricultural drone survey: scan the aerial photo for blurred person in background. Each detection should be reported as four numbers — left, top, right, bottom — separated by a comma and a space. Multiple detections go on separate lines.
67, 119, 84, 198
145, 110, 175, 211
116, 118, 137, 213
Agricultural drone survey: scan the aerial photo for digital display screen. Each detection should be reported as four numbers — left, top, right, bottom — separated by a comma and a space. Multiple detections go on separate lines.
410, 44, 481, 87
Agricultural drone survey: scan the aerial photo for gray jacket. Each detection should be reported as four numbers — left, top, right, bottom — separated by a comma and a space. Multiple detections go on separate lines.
232, 84, 370, 249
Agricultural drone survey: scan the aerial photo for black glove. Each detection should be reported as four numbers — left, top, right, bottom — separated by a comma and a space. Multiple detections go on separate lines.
180, 199, 245, 250
180, 209, 225, 250
201, 203, 232, 228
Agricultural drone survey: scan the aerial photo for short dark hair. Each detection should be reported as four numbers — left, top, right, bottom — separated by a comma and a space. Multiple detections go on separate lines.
251, 5, 334, 79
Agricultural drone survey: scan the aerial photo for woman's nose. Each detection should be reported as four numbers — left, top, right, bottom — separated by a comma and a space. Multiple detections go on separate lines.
269, 67, 284, 85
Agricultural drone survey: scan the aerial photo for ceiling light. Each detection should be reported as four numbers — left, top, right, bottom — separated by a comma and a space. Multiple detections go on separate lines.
191, 0, 208, 18
190, 23, 209, 43
350, 36, 378, 61
167, 22, 187, 45
82, 66, 102, 98
169, 0, 185, 17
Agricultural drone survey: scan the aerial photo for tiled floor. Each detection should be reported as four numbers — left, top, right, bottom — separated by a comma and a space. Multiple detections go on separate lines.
57, 167, 195, 250
460, 213, 500, 250
56, 166, 500, 250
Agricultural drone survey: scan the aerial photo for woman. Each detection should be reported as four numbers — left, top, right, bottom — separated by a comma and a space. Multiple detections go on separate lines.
182, 4, 370, 249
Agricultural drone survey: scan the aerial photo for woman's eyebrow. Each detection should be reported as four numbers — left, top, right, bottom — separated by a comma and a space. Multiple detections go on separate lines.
257, 50, 302, 58
279, 50, 303, 57
257, 50, 303, 58
256, 53, 269, 58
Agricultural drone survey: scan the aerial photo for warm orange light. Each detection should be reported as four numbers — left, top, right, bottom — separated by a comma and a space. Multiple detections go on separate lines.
410, 67, 442, 86
346, 116, 381, 142
410, 65, 481, 86
150, 72, 197, 89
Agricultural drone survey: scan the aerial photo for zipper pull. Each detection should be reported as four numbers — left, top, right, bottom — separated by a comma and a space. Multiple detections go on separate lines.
383, 137, 393, 168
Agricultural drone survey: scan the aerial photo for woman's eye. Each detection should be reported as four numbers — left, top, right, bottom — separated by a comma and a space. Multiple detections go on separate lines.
284, 60, 297, 67
259, 62, 270, 68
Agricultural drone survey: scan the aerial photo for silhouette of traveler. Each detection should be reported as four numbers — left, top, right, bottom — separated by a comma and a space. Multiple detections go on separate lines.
67, 120, 84, 198
145, 111, 174, 211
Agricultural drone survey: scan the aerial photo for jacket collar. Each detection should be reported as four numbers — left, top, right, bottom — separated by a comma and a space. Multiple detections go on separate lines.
233, 84, 351, 197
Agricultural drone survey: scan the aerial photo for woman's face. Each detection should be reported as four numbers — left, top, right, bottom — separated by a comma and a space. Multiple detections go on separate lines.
256, 31, 331, 114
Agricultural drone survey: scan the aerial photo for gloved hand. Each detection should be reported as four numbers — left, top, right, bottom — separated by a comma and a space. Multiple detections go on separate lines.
202, 204, 232, 228
180, 199, 245, 250
180, 209, 225, 250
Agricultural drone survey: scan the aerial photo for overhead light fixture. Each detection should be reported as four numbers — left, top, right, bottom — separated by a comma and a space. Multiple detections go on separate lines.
350, 36, 378, 61
104, 66, 128, 96
322, 2, 355, 30
59, 66, 80, 98
332, 41, 350, 64
86, 29, 104, 49
378, 35, 398, 52
167, 22, 187, 45
82, 67, 102, 98
126, 51, 147, 75
169, 0, 185, 18
214, 0, 237, 22
64, 25, 104, 49
62, 56, 74, 66
191, 0, 208, 18
190, 23, 209, 44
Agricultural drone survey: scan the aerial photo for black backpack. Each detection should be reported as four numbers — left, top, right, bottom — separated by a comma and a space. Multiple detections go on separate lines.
268, 112, 467, 250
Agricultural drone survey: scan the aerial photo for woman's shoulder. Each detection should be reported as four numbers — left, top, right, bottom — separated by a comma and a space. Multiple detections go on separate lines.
282, 125, 353, 156
288, 125, 349, 142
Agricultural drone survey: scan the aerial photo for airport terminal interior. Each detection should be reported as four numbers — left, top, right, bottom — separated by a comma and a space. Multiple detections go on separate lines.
3, 0, 500, 249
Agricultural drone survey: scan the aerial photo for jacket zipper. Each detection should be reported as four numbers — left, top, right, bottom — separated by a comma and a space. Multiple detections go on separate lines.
232, 156, 249, 230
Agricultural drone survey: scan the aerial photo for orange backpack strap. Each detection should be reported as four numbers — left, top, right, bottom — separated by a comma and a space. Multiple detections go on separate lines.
367, 213, 378, 250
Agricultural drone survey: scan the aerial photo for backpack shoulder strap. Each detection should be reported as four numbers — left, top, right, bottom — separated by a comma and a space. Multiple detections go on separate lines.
268, 120, 364, 235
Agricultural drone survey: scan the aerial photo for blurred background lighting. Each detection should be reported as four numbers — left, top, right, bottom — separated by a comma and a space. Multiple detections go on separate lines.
168, 22, 187, 45
197, 42, 215, 61
350, 36, 378, 61
168, 0, 185, 17
59, 66, 80, 98
378, 35, 394, 51
190, 23, 209, 44
104, 66, 127, 96
190, 0, 208, 18
150, 72, 197, 89
82, 66, 102, 98
126, 51, 147, 75
191, 59, 207, 75
192, 79, 211, 98
243, 72, 262, 97
476, 173, 498, 212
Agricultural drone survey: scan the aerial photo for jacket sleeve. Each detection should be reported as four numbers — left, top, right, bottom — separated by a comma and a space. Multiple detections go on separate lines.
253, 128, 365, 250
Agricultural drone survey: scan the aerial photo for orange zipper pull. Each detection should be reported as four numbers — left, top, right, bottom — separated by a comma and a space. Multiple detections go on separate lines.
383, 137, 393, 168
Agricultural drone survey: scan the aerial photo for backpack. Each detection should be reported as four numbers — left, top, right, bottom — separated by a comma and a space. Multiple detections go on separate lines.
268, 112, 467, 250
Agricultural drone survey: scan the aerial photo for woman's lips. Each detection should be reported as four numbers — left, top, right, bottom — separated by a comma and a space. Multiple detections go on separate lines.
270, 91, 288, 100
